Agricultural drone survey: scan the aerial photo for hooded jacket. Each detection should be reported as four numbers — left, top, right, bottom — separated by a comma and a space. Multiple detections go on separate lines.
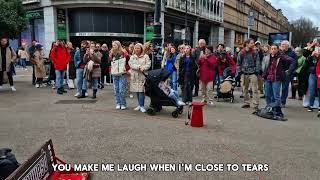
50, 45, 71, 70
198, 54, 217, 83
236, 49, 261, 75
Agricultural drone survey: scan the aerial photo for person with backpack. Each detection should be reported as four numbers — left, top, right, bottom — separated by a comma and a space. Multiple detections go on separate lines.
262, 44, 295, 120
236, 38, 261, 110
110, 41, 129, 110
50, 39, 71, 95
0, 37, 17, 91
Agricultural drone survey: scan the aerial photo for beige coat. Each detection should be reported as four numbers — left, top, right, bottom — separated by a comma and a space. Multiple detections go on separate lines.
0, 46, 17, 72
33, 50, 46, 78
129, 54, 151, 92
18, 49, 29, 59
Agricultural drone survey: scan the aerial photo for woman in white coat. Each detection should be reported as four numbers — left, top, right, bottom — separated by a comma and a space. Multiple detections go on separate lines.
129, 43, 151, 113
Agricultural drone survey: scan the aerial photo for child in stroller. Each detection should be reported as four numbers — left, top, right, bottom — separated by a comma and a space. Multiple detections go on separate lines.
217, 67, 236, 103
145, 69, 184, 118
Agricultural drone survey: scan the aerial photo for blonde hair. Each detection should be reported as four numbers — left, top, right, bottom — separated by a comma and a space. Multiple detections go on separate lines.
143, 42, 152, 54
134, 43, 145, 56
110, 41, 124, 56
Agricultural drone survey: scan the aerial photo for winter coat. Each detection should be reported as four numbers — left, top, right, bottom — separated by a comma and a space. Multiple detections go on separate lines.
262, 53, 295, 82
0, 46, 16, 72
282, 48, 297, 72
164, 53, 177, 72
315, 60, 320, 90
84, 51, 102, 78
33, 50, 46, 78
18, 49, 29, 59
100, 50, 109, 73
198, 54, 217, 83
50, 45, 71, 71
305, 56, 319, 74
296, 55, 306, 74
128, 54, 151, 92
178, 55, 197, 85
236, 49, 261, 75
217, 55, 236, 77
175, 53, 184, 72
74, 48, 87, 69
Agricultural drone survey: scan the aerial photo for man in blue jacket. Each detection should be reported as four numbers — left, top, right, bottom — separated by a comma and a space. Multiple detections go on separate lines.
280, 40, 298, 107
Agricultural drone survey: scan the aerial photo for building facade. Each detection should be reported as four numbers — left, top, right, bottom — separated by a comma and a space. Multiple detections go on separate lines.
223, 0, 290, 52
21, 0, 224, 55
21, 0, 289, 55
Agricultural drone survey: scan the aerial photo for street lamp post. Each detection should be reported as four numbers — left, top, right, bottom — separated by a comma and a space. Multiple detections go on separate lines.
184, 0, 188, 44
152, 0, 163, 70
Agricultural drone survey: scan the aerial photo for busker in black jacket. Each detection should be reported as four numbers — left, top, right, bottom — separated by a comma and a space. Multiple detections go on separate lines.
178, 45, 197, 104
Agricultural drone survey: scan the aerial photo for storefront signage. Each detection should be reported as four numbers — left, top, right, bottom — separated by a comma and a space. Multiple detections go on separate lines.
26, 10, 43, 20
146, 13, 154, 41
57, 9, 67, 40
70, 32, 144, 38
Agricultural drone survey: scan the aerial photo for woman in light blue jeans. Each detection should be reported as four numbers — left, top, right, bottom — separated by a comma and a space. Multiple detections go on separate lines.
110, 41, 129, 110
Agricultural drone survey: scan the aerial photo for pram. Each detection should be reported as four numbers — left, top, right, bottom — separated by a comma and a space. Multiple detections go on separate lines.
43, 58, 53, 86
217, 67, 236, 103
145, 69, 183, 118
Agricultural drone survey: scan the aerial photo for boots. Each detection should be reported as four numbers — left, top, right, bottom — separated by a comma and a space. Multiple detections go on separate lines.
92, 89, 97, 99
57, 88, 63, 95
78, 90, 87, 99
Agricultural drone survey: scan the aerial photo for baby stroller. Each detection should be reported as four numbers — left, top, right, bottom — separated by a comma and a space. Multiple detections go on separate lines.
145, 69, 183, 118
43, 58, 52, 86
217, 67, 236, 103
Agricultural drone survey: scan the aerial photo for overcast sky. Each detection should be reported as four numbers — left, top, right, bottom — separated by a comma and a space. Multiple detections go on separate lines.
267, 0, 320, 27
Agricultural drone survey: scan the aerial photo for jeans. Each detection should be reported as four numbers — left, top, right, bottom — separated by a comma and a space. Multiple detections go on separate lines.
136, 92, 145, 107
168, 89, 180, 104
264, 80, 281, 108
169, 71, 177, 91
92, 77, 99, 90
113, 74, 127, 106
281, 74, 292, 105
76, 69, 88, 93
20, 58, 26, 68
183, 80, 192, 103
55, 70, 65, 89
308, 73, 317, 107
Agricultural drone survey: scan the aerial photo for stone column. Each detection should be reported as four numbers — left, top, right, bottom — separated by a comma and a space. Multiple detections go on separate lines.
211, 25, 224, 46
43, 6, 57, 57
226, 29, 235, 53
193, 20, 199, 47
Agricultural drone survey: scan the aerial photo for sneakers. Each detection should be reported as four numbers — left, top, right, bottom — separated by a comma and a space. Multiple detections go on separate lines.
35, 84, 40, 88
307, 107, 313, 112
121, 106, 127, 110
74, 92, 81, 97
241, 104, 250, 109
116, 105, 121, 110
140, 107, 146, 113
85, 92, 88, 97
178, 101, 186, 106
11, 86, 16, 92
208, 101, 214, 106
129, 94, 134, 98
134, 106, 140, 111
0, 85, 3, 90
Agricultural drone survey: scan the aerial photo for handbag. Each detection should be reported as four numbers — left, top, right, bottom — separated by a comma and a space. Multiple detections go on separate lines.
111, 56, 126, 75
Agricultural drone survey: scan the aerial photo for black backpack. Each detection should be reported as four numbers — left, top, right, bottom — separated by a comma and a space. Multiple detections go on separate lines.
0, 148, 20, 180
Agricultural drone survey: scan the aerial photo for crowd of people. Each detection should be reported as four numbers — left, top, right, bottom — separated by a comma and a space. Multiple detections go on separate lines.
1, 36, 320, 120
